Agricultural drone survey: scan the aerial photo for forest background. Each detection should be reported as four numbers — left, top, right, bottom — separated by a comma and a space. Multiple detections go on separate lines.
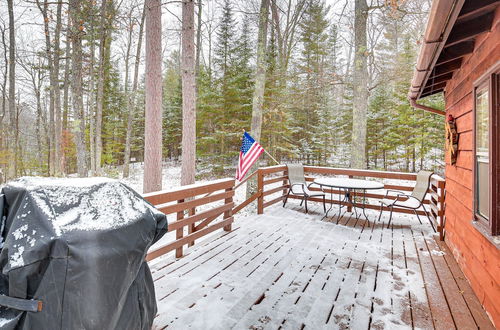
0, 0, 445, 187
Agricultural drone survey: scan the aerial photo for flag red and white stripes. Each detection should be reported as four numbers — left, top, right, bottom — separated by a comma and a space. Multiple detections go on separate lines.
236, 132, 264, 181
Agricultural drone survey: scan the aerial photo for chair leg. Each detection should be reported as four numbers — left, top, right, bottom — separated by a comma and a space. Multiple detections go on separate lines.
304, 197, 308, 214
322, 195, 326, 213
300, 196, 305, 206
283, 189, 291, 207
386, 205, 394, 229
377, 202, 384, 222
421, 204, 436, 232
413, 209, 422, 225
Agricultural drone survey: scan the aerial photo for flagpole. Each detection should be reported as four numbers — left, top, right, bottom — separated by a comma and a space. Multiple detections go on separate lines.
264, 149, 280, 165
243, 129, 280, 165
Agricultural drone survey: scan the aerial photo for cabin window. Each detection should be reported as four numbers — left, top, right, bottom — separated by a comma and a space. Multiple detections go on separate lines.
475, 84, 489, 219
473, 63, 499, 236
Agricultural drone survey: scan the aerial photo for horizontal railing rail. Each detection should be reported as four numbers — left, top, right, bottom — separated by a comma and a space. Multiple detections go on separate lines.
143, 165, 446, 262
143, 178, 234, 261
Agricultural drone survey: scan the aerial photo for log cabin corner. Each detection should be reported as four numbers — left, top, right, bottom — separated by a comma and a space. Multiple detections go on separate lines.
409, 0, 500, 327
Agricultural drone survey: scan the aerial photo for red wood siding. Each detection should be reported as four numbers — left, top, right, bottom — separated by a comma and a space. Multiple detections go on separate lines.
443, 7, 500, 328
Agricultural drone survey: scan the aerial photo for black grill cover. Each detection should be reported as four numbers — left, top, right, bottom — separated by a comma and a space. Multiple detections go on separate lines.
0, 178, 167, 329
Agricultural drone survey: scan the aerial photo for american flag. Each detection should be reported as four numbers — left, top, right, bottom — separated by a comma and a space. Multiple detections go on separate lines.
236, 132, 264, 181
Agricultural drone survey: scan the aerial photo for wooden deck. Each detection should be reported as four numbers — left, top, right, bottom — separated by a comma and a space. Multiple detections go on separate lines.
150, 201, 494, 330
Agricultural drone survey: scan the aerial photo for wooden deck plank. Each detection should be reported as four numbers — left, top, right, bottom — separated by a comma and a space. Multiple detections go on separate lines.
390, 217, 414, 328
369, 213, 410, 329
231, 236, 331, 329
152, 213, 283, 279
210, 219, 326, 329
156, 212, 320, 329
298, 219, 361, 329
414, 230, 457, 329
323, 213, 377, 329
152, 218, 289, 325
400, 214, 435, 330
262, 222, 352, 329
337, 216, 379, 329
425, 236, 480, 329
170, 230, 312, 329
159, 225, 290, 299
433, 238, 495, 330
151, 205, 491, 330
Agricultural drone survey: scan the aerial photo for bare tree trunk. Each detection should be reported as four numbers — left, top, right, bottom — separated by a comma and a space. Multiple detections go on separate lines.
0, 27, 7, 181
89, 31, 96, 175
181, 0, 196, 186
122, 11, 133, 176
62, 14, 71, 132
69, 0, 88, 177
247, 0, 270, 197
195, 0, 202, 76
143, 0, 163, 193
36, 0, 62, 176
37, 0, 56, 175
95, 0, 109, 175
7, 0, 16, 178
35, 98, 43, 170
351, 0, 369, 169
123, 4, 146, 178
250, 0, 270, 143
53, 0, 63, 175
61, 14, 71, 174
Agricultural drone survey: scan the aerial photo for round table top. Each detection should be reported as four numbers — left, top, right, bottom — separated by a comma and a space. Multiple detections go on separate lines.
314, 177, 384, 190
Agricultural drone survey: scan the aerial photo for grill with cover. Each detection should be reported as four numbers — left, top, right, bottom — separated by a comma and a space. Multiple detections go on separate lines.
0, 177, 167, 330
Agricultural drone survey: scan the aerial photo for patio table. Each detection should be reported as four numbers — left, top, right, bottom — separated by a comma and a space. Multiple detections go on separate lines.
314, 177, 384, 221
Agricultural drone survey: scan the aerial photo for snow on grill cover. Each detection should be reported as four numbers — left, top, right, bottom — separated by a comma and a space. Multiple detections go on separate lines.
0, 177, 168, 330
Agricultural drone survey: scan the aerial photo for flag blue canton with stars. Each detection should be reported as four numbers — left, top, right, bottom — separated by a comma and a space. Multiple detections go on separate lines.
241, 132, 256, 154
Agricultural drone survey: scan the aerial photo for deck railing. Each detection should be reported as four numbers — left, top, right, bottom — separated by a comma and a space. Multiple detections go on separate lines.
143, 165, 446, 261
256, 165, 446, 240
143, 178, 234, 260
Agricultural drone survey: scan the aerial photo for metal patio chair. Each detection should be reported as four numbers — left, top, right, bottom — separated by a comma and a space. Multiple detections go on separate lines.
377, 170, 435, 230
283, 164, 326, 214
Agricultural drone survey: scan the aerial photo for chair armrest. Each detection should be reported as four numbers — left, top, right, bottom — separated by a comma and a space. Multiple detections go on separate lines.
307, 182, 325, 193
382, 190, 409, 205
384, 189, 408, 199
385, 189, 403, 196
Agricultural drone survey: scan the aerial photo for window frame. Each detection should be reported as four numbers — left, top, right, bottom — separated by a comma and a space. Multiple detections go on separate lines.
472, 61, 500, 236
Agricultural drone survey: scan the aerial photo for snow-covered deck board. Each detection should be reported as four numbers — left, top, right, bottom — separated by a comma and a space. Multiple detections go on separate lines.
150, 201, 494, 330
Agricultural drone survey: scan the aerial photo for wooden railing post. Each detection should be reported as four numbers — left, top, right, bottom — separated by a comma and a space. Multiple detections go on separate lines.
257, 169, 264, 214
188, 206, 195, 247
283, 170, 288, 197
438, 179, 446, 241
223, 187, 233, 232
176, 199, 184, 258
347, 175, 353, 213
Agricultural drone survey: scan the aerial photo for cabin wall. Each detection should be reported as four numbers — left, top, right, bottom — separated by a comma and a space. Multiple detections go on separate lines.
443, 7, 500, 327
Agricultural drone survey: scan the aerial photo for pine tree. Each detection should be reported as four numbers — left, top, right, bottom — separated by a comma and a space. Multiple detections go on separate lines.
261, 25, 293, 161
102, 62, 126, 167
199, 2, 254, 170
289, 0, 331, 164
163, 51, 182, 159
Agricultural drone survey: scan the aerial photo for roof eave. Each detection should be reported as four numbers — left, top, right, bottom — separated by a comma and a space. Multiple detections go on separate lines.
408, 0, 465, 100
